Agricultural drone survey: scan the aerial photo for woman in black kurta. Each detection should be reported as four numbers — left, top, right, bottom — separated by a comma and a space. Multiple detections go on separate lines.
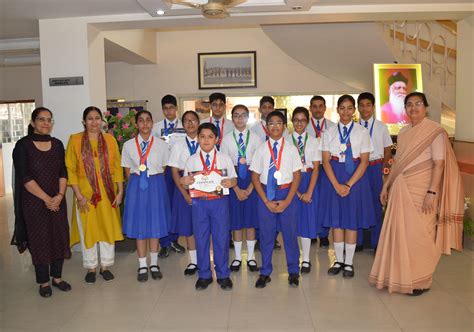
11, 107, 72, 297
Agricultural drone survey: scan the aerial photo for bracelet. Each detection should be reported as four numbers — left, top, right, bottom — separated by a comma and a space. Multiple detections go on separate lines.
427, 190, 437, 195
344, 183, 351, 189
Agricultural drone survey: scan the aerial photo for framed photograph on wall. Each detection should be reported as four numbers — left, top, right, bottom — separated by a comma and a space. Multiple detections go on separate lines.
198, 51, 257, 89
374, 63, 423, 134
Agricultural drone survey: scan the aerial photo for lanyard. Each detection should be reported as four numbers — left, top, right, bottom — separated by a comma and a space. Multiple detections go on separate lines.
232, 130, 250, 157
337, 122, 354, 144
164, 119, 176, 135
185, 137, 198, 155
267, 138, 285, 172
360, 118, 375, 137
210, 116, 225, 144
199, 150, 217, 174
135, 136, 154, 166
310, 118, 325, 138
291, 132, 308, 164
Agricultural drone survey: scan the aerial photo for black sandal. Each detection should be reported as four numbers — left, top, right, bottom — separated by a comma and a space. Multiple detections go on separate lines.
184, 263, 198, 276
246, 259, 259, 272
300, 261, 312, 274
230, 259, 242, 272
137, 267, 148, 282
149, 265, 163, 280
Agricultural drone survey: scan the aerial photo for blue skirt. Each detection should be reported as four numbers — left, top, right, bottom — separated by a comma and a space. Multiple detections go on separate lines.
171, 187, 193, 237
297, 171, 320, 238
318, 159, 376, 230
122, 174, 171, 240
229, 169, 258, 231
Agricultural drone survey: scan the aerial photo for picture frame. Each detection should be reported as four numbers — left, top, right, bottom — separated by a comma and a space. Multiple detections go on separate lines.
374, 63, 423, 135
198, 51, 257, 89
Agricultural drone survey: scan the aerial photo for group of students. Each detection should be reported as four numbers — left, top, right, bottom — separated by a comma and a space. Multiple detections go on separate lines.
119, 91, 392, 290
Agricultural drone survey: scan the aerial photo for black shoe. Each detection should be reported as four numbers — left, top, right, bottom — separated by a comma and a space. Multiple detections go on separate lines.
355, 245, 364, 252
195, 278, 213, 290
246, 259, 259, 272
300, 261, 311, 274
343, 265, 355, 278
85, 271, 96, 284
288, 273, 299, 287
184, 263, 198, 276
328, 262, 344, 275
52, 280, 72, 292
230, 259, 242, 272
39, 285, 52, 298
170, 241, 185, 254
255, 275, 271, 289
274, 240, 281, 250
149, 265, 163, 280
409, 288, 430, 296
229, 239, 234, 249
137, 267, 149, 282
217, 278, 233, 290
100, 269, 115, 282
158, 246, 171, 258
319, 237, 330, 248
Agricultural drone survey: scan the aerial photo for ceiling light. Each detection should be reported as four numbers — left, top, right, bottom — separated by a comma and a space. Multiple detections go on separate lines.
156, 9, 165, 16
292, 6, 302, 10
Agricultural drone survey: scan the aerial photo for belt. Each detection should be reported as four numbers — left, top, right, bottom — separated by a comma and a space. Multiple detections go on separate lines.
369, 158, 384, 166
264, 183, 291, 190
302, 168, 313, 173
331, 156, 360, 161
194, 195, 224, 201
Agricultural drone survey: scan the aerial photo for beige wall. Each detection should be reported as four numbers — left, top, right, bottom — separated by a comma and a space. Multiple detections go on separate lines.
105, 27, 353, 120
0, 66, 42, 105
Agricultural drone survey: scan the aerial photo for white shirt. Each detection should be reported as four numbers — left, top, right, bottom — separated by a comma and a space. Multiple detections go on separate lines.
208, 116, 235, 141
168, 135, 200, 170
121, 134, 169, 176
307, 117, 336, 138
250, 119, 290, 142
359, 116, 393, 161
321, 121, 373, 158
290, 131, 322, 172
250, 137, 302, 185
184, 149, 237, 179
152, 118, 184, 149
220, 128, 263, 166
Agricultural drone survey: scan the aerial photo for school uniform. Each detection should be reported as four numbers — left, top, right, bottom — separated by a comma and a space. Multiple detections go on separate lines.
184, 149, 237, 280
291, 132, 322, 239
152, 118, 183, 248
307, 117, 335, 240
318, 121, 376, 231
249, 137, 302, 277
121, 135, 170, 240
250, 119, 290, 142
356, 117, 393, 248
220, 128, 262, 231
208, 116, 234, 150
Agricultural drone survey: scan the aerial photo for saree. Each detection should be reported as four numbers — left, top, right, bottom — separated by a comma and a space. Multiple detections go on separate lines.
369, 118, 464, 294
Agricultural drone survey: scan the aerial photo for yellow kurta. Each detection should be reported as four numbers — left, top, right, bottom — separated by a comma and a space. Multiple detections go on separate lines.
65, 132, 124, 249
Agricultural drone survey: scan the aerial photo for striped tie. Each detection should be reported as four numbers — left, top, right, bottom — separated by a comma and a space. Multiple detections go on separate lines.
266, 141, 278, 201
298, 135, 305, 163
238, 133, 247, 179
206, 153, 211, 168
139, 140, 149, 190
316, 120, 321, 132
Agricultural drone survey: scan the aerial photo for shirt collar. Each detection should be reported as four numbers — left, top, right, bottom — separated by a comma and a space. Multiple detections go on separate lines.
292, 131, 306, 139
234, 128, 248, 136
360, 116, 374, 124
269, 137, 284, 146
138, 134, 152, 144
340, 120, 354, 129
165, 118, 178, 126
186, 135, 197, 142
201, 148, 216, 158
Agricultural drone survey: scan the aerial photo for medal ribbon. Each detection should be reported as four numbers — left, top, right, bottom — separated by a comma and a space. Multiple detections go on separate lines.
135, 136, 154, 169
185, 137, 198, 155
291, 133, 308, 164
311, 118, 325, 138
232, 130, 250, 157
359, 118, 375, 137
199, 149, 217, 174
261, 122, 270, 140
210, 116, 225, 146
267, 138, 285, 173
337, 122, 354, 145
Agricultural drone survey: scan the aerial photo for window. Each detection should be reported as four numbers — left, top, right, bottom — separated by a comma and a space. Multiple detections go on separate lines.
0, 101, 35, 143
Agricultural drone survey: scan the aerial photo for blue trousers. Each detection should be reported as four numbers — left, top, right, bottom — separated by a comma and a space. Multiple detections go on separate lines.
192, 198, 231, 279
357, 163, 384, 247
316, 165, 330, 239
258, 187, 300, 276
160, 167, 178, 247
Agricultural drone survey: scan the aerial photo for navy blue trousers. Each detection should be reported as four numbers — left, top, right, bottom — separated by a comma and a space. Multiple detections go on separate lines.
160, 167, 178, 247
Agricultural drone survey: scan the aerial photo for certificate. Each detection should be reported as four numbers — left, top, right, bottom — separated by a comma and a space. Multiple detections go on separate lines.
160, 128, 186, 143
189, 169, 229, 198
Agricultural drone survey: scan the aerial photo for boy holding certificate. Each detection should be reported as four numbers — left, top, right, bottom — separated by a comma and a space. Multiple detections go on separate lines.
250, 111, 302, 288
181, 123, 237, 291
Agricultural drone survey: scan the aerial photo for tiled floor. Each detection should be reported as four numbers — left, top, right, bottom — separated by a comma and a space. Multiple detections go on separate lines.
0, 194, 472, 331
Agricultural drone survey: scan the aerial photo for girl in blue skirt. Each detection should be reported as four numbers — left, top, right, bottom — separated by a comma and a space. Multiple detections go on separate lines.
122, 110, 171, 282
168, 110, 201, 276
319, 95, 375, 278
291, 107, 321, 274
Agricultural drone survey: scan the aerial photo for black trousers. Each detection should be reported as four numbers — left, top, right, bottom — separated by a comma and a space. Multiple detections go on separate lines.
34, 258, 64, 284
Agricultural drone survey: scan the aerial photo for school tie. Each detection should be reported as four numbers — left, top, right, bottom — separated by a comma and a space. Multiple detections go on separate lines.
139, 140, 149, 190
238, 132, 248, 179
190, 141, 197, 155
343, 126, 355, 174
206, 153, 211, 168
215, 120, 221, 139
169, 122, 175, 132
298, 135, 305, 164
266, 141, 278, 201
316, 120, 321, 132
364, 120, 369, 129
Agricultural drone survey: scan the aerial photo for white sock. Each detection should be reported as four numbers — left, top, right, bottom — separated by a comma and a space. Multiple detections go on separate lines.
234, 241, 242, 261
334, 242, 344, 263
344, 243, 356, 269
301, 237, 311, 262
188, 249, 197, 265
246, 240, 256, 261
150, 252, 158, 266
138, 257, 147, 273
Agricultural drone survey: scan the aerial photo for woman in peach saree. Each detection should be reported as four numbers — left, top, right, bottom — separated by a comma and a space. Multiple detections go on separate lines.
369, 92, 464, 296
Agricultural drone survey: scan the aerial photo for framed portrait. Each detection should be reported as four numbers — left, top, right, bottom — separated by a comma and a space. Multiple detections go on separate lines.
374, 63, 423, 134
198, 51, 257, 89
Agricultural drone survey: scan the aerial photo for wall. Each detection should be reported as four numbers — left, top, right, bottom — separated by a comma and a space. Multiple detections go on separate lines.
105, 27, 354, 120
0, 66, 42, 105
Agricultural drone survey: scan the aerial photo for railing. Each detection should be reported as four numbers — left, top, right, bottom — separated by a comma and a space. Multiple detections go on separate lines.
383, 21, 457, 88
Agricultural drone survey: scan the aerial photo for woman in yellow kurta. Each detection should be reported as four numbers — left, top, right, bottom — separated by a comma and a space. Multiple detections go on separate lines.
66, 106, 124, 284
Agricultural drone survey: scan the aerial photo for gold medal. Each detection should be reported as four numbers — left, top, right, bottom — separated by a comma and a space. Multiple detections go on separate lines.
339, 144, 347, 152
239, 157, 247, 165
139, 164, 147, 172
216, 185, 223, 193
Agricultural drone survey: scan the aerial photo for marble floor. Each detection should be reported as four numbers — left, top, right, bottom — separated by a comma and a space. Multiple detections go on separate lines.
0, 195, 472, 332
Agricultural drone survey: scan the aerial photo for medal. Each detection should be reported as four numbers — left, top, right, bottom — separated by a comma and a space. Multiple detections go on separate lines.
339, 143, 347, 152
199, 149, 217, 175
239, 157, 247, 164
135, 136, 154, 174
139, 164, 147, 172
216, 185, 223, 193
267, 138, 285, 182
232, 130, 250, 165
274, 171, 282, 180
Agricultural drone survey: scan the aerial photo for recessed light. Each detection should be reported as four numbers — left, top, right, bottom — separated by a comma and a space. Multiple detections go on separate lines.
292, 6, 302, 10
156, 9, 165, 15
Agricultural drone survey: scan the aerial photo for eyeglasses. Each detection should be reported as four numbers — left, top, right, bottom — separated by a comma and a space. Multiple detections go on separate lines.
232, 114, 248, 119
292, 119, 308, 124
183, 119, 199, 124
267, 122, 284, 128
406, 101, 424, 108
211, 102, 226, 109
36, 117, 54, 124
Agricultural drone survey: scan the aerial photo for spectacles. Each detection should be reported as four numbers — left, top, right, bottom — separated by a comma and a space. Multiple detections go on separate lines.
406, 101, 424, 108
232, 114, 248, 119
211, 102, 226, 109
183, 119, 199, 124
292, 119, 308, 124
267, 122, 284, 128
36, 117, 54, 124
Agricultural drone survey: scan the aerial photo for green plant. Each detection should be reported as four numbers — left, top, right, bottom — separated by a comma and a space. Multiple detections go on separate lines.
104, 109, 138, 151
464, 197, 473, 237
